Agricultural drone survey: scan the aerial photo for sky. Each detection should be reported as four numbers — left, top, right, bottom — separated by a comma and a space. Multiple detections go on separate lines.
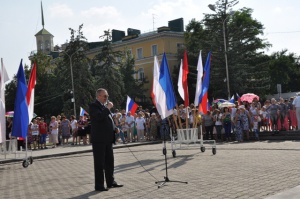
1, 0, 300, 80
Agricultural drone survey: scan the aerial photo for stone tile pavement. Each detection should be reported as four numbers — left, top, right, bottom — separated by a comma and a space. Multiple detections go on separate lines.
1, 140, 300, 199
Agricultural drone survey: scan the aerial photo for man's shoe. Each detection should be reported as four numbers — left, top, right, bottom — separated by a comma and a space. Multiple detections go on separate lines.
95, 187, 108, 192
108, 181, 123, 188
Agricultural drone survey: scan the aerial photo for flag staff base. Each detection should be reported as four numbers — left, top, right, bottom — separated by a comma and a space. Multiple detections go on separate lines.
155, 124, 188, 188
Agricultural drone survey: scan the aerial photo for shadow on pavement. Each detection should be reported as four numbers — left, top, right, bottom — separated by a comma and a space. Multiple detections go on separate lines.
68, 190, 99, 199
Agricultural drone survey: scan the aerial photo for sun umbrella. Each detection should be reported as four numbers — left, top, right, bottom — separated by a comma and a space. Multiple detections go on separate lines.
218, 101, 236, 108
240, 93, 259, 103
5, 111, 37, 118
213, 99, 227, 104
5, 111, 14, 117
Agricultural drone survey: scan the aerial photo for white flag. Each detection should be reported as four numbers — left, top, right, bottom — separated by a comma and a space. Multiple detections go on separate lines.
0, 58, 10, 143
194, 50, 203, 106
177, 59, 184, 100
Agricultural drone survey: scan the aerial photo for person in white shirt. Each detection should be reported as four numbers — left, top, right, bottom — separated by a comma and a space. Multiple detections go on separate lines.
31, 119, 39, 150
292, 92, 300, 129
135, 112, 145, 141
213, 109, 223, 141
70, 115, 78, 145
125, 111, 135, 142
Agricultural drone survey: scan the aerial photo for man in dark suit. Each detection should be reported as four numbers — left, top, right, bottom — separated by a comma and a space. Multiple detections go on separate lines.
89, 88, 123, 192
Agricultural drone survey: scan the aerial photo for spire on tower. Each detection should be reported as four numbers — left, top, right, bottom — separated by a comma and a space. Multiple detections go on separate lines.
41, 1, 45, 28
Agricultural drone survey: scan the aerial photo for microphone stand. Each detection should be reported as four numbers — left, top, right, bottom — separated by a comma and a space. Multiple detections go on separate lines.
155, 122, 188, 188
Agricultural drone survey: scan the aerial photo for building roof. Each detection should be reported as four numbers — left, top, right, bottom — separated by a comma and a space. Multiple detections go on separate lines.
35, 28, 53, 36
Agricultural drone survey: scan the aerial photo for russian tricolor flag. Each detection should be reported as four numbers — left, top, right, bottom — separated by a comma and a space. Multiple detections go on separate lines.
229, 95, 235, 103
198, 51, 211, 114
126, 95, 138, 114
236, 93, 241, 105
80, 107, 89, 116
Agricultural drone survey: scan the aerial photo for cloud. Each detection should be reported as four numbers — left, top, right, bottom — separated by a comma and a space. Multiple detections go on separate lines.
273, 7, 282, 13
49, 3, 74, 18
81, 6, 121, 19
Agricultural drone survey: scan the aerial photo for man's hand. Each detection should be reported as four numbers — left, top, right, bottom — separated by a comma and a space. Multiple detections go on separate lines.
107, 101, 114, 109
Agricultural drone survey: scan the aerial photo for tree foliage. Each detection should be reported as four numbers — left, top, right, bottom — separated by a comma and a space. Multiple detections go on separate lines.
119, 49, 147, 107
56, 24, 95, 116
268, 50, 300, 93
92, 30, 124, 109
184, 0, 271, 99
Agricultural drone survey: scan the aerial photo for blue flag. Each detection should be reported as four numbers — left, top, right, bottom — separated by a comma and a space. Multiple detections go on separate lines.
154, 53, 176, 119
159, 53, 176, 110
11, 60, 29, 138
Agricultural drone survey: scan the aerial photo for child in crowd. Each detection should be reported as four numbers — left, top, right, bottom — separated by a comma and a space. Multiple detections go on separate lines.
260, 106, 269, 131
253, 116, 259, 140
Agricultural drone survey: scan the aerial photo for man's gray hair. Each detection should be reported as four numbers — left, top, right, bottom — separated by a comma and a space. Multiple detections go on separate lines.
96, 88, 107, 97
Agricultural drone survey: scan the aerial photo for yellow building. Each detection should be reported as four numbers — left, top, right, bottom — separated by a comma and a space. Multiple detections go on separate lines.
86, 18, 185, 103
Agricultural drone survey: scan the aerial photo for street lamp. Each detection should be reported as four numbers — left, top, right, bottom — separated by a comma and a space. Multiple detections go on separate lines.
208, 4, 235, 100
63, 47, 83, 118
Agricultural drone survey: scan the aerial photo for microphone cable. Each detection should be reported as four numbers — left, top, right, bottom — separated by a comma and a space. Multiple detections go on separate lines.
125, 144, 160, 182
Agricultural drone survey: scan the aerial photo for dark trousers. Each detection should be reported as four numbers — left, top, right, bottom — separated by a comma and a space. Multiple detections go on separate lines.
92, 142, 114, 189
205, 125, 213, 140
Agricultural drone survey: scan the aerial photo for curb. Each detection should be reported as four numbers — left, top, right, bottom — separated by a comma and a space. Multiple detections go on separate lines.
0, 141, 160, 165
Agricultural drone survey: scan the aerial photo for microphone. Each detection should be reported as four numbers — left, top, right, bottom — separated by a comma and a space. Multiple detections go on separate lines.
105, 99, 111, 107
105, 100, 113, 109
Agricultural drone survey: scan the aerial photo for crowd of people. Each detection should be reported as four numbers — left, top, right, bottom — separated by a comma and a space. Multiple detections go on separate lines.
201, 96, 299, 142
4, 105, 167, 150
4, 94, 300, 150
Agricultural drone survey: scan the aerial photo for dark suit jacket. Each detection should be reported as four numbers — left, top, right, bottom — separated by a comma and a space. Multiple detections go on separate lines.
89, 100, 115, 144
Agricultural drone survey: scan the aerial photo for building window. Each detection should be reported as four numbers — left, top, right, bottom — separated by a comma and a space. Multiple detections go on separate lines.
177, 43, 184, 49
38, 41, 43, 50
138, 68, 144, 81
45, 40, 50, 51
151, 45, 158, 56
137, 48, 143, 59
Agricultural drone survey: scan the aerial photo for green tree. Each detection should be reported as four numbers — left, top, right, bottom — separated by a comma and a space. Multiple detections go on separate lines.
92, 30, 124, 108
5, 64, 31, 112
268, 50, 300, 93
119, 49, 147, 107
56, 24, 95, 116
30, 52, 63, 119
184, 0, 271, 99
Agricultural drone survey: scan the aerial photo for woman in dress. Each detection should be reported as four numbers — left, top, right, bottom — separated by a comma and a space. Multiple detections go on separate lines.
149, 113, 158, 141
239, 105, 252, 141
234, 108, 243, 142
49, 116, 59, 148
77, 116, 87, 145
114, 113, 126, 144
222, 107, 232, 141
60, 116, 71, 145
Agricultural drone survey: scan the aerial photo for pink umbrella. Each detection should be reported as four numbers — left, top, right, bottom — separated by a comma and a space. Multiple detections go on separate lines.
240, 93, 259, 103
5, 111, 14, 117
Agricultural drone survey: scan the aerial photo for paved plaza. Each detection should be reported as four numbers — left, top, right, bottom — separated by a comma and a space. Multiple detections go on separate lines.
1, 141, 300, 199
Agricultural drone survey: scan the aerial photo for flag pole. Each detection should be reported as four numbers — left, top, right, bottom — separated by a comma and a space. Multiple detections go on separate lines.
172, 109, 179, 129
175, 104, 183, 129
193, 109, 197, 128
185, 107, 189, 129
